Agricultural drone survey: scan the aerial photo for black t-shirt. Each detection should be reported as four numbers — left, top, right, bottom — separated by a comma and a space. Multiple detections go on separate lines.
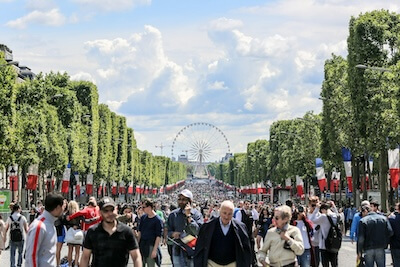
84, 221, 139, 267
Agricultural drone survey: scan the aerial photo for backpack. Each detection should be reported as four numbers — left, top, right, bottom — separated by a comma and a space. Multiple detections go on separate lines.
10, 216, 23, 242
325, 215, 342, 253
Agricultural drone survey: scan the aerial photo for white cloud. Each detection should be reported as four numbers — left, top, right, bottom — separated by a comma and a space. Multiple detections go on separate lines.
84, 25, 195, 114
25, 0, 57, 11
209, 17, 243, 31
72, 0, 151, 12
6, 8, 66, 29
70, 71, 96, 83
207, 81, 228, 90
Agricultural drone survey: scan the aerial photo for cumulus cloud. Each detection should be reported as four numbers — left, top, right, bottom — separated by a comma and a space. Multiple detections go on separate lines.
84, 25, 195, 114
6, 8, 66, 29
72, 0, 151, 12
25, 0, 57, 11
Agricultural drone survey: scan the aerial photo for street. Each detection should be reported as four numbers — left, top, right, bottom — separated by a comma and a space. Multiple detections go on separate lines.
0, 235, 394, 266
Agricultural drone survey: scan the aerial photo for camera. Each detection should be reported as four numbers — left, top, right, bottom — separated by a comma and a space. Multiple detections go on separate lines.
298, 206, 304, 212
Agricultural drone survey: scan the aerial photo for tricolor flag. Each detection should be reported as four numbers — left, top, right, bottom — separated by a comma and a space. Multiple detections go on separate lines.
112, 181, 118, 195
330, 170, 340, 193
316, 158, 327, 191
362, 157, 373, 191
341, 148, 352, 192
26, 164, 39, 190
97, 180, 103, 196
75, 173, 80, 197
388, 147, 400, 188
61, 163, 71, 193
285, 178, 292, 189
86, 174, 93, 195
119, 181, 126, 194
128, 182, 134, 194
296, 175, 304, 197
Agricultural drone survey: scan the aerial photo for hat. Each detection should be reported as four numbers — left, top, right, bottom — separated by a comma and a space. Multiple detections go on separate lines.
179, 189, 193, 200
361, 200, 370, 208
98, 197, 116, 210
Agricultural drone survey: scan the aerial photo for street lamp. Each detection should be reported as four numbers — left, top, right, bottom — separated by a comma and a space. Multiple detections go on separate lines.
355, 63, 391, 209
9, 167, 16, 202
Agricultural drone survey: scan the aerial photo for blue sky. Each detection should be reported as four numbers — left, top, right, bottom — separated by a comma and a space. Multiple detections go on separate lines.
1, 0, 398, 162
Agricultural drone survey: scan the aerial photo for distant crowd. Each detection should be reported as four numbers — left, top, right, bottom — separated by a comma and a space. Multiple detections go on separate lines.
0, 180, 398, 267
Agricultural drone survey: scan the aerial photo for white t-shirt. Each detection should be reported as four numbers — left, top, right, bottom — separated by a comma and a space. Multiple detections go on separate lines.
6, 212, 28, 240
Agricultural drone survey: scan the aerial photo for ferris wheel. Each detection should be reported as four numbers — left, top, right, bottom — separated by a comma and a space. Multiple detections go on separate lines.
171, 122, 231, 178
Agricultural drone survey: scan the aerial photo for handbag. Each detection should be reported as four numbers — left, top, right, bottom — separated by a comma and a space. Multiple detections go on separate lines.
356, 256, 365, 267
65, 227, 83, 245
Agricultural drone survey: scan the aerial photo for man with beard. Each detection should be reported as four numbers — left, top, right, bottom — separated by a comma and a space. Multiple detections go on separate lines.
80, 197, 142, 267
167, 189, 203, 267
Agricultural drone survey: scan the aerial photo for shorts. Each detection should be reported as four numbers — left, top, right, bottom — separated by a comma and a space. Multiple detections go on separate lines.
57, 225, 66, 243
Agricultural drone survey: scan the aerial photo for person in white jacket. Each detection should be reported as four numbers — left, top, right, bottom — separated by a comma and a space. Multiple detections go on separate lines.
258, 205, 304, 267
25, 193, 65, 267
308, 201, 338, 267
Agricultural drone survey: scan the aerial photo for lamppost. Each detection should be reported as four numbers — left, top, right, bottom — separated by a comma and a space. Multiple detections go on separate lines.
355, 63, 391, 211
9, 167, 16, 202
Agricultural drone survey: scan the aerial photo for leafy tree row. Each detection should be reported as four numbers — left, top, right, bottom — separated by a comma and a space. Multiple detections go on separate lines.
0, 58, 186, 188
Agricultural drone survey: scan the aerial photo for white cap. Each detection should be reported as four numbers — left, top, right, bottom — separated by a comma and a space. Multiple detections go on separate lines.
179, 189, 193, 200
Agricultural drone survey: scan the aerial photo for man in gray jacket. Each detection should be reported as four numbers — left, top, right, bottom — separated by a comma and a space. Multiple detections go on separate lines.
25, 193, 65, 267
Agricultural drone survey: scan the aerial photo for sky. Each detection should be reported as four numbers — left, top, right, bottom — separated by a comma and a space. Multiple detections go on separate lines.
1, 0, 399, 162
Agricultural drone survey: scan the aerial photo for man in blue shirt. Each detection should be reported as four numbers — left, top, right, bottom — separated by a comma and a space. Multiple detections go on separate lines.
350, 200, 370, 243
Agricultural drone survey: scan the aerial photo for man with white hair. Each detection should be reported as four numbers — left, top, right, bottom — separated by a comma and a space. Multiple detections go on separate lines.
194, 200, 252, 267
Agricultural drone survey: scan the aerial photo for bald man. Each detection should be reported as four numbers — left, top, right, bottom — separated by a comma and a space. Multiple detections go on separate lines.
194, 200, 252, 267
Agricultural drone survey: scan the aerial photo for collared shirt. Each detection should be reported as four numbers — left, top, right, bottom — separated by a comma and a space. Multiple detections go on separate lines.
83, 220, 139, 267
219, 217, 232, 236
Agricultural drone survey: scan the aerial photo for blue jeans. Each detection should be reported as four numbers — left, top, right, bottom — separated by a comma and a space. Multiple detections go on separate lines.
10, 240, 24, 267
297, 248, 311, 267
172, 244, 193, 267
391, 248, 400, 267
364, 248, 385, 267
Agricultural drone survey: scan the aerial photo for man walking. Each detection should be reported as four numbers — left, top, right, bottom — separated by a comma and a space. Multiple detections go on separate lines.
138, 198, 163, 266
357, 205, 393, 267
4, 203, 28, 267
234, 199, 259, 267
25, 193, 65, 267
194, 200, 252, 267
80, 197, 142, 267
167, 189, 203, 267
389, 202, 400, 266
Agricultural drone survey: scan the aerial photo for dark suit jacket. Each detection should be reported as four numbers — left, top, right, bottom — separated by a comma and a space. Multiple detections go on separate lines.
194, 217, 252, 267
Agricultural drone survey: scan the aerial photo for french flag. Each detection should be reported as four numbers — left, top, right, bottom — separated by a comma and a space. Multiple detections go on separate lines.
86, 174, 93, 195
127, 182, 134, 194
296, 175, 304, 197
388, 147, 400, 188
61, 163, 71, 194
341, 148, 353, 192
112, 181, 117, 195
316, 158, 327, 191
75, 173, 80, 197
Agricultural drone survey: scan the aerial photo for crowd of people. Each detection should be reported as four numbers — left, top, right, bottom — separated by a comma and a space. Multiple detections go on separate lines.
0, 179, 399, 267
